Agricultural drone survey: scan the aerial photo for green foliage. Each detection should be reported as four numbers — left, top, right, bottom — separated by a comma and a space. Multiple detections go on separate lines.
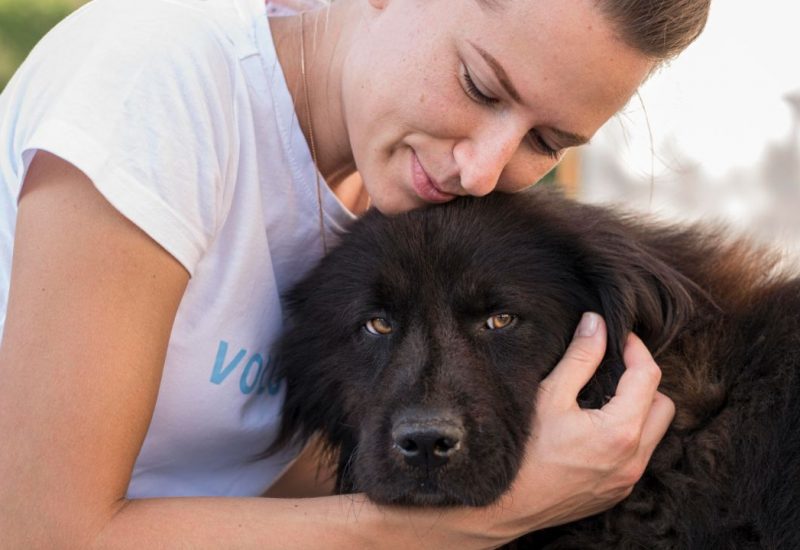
539, 165, 558, 186
0, 0, 87, 89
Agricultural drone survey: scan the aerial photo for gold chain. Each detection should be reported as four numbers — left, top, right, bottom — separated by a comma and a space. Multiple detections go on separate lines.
300, 11, 327, 254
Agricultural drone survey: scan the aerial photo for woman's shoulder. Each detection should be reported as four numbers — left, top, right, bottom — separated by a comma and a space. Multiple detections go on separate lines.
33, 0, 257, 72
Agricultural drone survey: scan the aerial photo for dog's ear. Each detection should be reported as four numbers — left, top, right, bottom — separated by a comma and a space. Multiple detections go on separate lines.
573, 219, 698, 408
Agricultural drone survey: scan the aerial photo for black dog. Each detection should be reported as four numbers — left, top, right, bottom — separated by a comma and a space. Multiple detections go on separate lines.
270, 188, 800, 549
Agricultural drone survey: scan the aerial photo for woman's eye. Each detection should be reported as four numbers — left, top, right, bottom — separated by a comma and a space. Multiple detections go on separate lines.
526, 131, 561, 160
365, 317, 393, 335
462, 65, 498, 106
486, 313, 516, 330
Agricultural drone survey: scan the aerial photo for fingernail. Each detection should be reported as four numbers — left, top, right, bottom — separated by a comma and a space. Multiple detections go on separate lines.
575, 312, 599, 337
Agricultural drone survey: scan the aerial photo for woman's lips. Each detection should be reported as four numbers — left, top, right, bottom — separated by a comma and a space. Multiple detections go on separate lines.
411, 152, 456, 203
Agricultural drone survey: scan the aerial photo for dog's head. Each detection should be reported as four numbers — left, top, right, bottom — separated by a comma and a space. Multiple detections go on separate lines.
272, 189, 695, 506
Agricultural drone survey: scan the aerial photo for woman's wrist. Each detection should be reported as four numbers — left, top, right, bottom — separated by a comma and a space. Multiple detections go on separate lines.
348, 495, 522, 550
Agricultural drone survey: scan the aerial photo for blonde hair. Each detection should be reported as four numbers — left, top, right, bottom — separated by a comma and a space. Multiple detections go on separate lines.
596, 0, 712, 61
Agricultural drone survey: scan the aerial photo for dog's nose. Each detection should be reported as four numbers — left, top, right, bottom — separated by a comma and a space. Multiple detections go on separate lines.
391, 414, 465, 468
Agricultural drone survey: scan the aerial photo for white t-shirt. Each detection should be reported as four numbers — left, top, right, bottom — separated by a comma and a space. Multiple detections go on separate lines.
0, 0, 354, 497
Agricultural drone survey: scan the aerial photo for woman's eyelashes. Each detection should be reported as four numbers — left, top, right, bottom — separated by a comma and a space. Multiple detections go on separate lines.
461, 65, 562, 160
462, 65, 499, 106
527, 131, 561, 159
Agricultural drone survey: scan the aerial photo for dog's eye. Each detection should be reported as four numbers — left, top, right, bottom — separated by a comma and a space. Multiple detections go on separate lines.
486, 313, 515, 330
365, 317, 393, 335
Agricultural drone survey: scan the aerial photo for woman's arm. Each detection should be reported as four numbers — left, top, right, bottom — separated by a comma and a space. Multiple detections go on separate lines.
0, 151, 190, 547
0, 152, 671, 549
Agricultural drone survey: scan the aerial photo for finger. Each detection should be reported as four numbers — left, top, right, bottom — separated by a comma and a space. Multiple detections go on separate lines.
603, 333, 663, 424
540, 312, 607, 407
638, 391, 676, 459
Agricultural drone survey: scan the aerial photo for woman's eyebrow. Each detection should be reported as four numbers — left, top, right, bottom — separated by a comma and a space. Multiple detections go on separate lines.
545, 127, 591, 147
472, 0, 505, 13
468, 40, 521, 102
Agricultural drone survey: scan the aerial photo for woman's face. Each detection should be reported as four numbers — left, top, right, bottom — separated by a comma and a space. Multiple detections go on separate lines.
341, 0, 654, 214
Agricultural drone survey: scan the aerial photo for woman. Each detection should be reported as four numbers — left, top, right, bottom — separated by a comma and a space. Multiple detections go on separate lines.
0, 0, 709, 546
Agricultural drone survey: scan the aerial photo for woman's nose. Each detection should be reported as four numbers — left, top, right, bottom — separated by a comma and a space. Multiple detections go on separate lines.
453, 124, 523, 196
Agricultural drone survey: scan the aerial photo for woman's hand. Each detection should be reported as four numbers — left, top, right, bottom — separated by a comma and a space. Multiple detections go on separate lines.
470, 312, 675, 543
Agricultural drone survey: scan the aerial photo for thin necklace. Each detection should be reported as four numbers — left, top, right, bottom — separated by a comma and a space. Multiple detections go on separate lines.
300, 11, 327, 254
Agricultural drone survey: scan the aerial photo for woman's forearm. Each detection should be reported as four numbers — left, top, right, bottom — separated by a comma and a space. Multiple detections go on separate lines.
91, 495, 509, 550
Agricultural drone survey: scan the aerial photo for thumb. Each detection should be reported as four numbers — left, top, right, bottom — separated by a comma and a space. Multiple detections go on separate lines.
539, 312, 607, 408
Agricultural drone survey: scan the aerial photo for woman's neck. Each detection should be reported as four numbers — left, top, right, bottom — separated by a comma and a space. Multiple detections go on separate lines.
270, 2, 364, 208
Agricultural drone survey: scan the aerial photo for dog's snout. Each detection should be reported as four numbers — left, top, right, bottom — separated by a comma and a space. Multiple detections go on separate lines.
391, 413, 464, 468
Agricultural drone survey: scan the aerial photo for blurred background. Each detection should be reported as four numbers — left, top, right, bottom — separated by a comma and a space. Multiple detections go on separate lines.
561, 1, 800, 258
2, 0, 798, 255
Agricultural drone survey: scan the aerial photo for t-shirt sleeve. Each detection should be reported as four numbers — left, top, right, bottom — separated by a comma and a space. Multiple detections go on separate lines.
15, 1, 240, 274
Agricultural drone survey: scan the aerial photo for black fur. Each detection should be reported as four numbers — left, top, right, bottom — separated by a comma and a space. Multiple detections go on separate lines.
270, 187, 800, 549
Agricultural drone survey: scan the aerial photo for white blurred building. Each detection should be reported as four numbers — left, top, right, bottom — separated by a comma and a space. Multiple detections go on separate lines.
578, 1, 800, 257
